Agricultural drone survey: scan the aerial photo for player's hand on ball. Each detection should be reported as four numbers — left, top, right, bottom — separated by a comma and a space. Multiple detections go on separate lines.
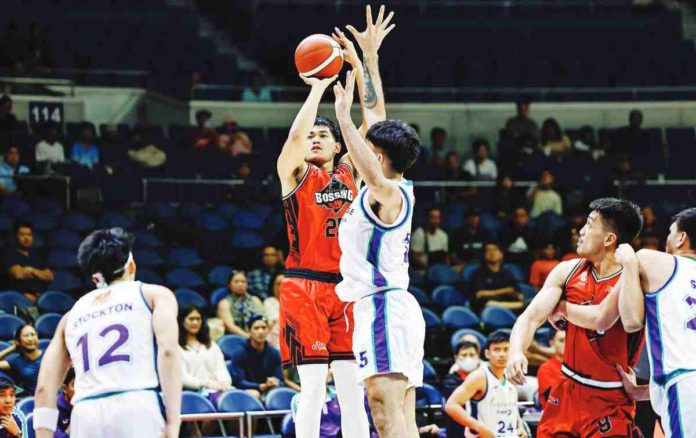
333, 70, 357, 118
506, 352, 528, 385
332, 27, 361, 70
615, 243, 638, 268
346, 5, 395, 55
299, 74, 338, 89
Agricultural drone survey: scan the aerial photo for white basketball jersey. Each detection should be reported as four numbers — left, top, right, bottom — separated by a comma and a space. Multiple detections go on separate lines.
470, 367, 519, 438
645, 255, 696, 387
65, 281, 159, 403
336, 179, 414, 302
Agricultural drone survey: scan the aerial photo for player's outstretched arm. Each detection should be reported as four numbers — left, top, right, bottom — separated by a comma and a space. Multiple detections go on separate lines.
334, 70, 400, 209
618, 245, 666, 333
444, 370, 495, 438
555, 277, 622, 332
34, 314, 71, 438
277, 75, 337, 196
146, 284, 182, 438
507, 260, 575, 385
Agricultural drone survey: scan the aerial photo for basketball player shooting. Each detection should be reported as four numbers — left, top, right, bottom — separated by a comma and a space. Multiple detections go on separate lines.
33, 228, 182, 438
277, 6, 394, 438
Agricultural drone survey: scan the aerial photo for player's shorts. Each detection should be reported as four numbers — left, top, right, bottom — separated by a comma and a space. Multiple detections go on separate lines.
538, 374, 641, 437
352, 288, 425, 387
650, 372, 696, 438
71, 389, 165, 438
279, 269, 354, 368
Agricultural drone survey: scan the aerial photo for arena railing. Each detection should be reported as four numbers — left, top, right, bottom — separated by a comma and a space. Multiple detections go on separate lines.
0, 76, 75, 97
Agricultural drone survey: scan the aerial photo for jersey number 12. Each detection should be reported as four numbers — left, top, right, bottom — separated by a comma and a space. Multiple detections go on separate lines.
77, 324, 131, 372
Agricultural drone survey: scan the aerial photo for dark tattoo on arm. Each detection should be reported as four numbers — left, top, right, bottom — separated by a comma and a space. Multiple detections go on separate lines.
362, 62, 378, 109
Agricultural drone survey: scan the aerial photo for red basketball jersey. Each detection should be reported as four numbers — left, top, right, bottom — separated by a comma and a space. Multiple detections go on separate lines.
282, 163, 357, 273
562, 259, 645, 381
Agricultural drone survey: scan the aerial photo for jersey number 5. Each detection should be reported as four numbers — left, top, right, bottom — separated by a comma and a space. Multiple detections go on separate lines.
77, 323, 131, 373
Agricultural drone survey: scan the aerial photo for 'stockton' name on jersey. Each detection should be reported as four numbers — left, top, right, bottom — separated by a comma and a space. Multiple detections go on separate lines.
72, 302, 134, 330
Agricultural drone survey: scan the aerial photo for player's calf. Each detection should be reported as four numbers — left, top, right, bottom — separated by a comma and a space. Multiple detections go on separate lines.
365, 374, 408, 438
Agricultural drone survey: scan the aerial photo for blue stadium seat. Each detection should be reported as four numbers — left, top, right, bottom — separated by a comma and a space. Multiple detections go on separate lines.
47, 250, 78, 269
416, 383, 444, 407
137, 268, 163, 285
168, 248, 204, 268
1, 198, 29, 218
432, 285, 466, 308
165, 269, 205, 290
179, 203, 206, 219
231, 231, 264, 249
174, 289, 207, 309
423, 359, 438, 382
450, 328, 487, 352
461, 264, 480, 284
197, 212, 229, 232
144, 202, 176, 219
218, 335, 247, 359
134, 249, 165, 268
99, 212, 134, 229
61, 212, 96, 232
216, 203, 239, 220
519, 283, 537, 301
181, 391, 216, 414
232, 211, 265, 231
48, 230, 81, 250
217, 389, 265, 413
409, 268, 426, 287
535, 327, 553, 346
422, 308, 442, 328
208, 266, 234, 288
408, 287, 430, 306
442, 306, 480, 329
38, 339, 51, 351
211, 287, 230, 307
0, 315, 26, 340
37, 291, 75, 314
17, 397, 33, 416
31, 232, 46, 249
0, 291, 33, 313
0, 214, 11, 232
481, 306, 517, 330
133, 230, 163, 248
427, 264, 458, 285
265, 387, 297, 410
48, 270, 83, 292
36, 313, 62, 338
479, 213, 502, 236
503, 263, 526, 283
26, 213, 58, 232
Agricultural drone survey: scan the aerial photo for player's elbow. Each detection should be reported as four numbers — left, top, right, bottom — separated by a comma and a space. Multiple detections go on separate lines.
622, 319, 644, 333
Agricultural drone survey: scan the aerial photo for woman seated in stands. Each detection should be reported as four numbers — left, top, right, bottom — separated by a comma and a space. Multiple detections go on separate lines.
0, 324, 44, 394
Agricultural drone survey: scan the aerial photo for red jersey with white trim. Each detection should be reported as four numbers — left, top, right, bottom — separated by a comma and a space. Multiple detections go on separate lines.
562, 259, 645, 381
282, 163, 357, 273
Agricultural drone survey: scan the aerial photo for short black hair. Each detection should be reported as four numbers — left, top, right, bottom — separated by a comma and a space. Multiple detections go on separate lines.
14, 323, 33, 343
314, 116, 342, 145
228, 270, 246, 285
515, 95, 531, 108
77, 228, 134, 284
63, 368, 75, 385
247, 313, 267, 328
455, 340, 481, 356
13, 220, 31, 234
178, 305, 211, 349
0, 377, 14, 392
366, 120, 421, 174
486, 329, 510, 348
0, 95, 12, 106
588, 198, 643, 244
673, 208, 696, 248
430, 127, 447, 137
44, 121, 60, 134
472, 138, 489, 152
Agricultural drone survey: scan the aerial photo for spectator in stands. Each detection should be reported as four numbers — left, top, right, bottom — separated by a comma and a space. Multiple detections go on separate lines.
35, 121, 65, 171
526, 169, 563, 218
450, 209, 490, 266
190, 109, 216, 151
410, 207, 449, 269
217, 271, 265, 337
0, 324, 43, 394
470, 242, 522, 312
611, 109, 649, 156
540, 118, 571, 157
529, 243, 560, 289
441, 151, 465, 181
0, 377, 25, 438
443, 341, 481, 398
71, 122, 100, 169
505, 96, 539, 153
242, 72, 272, 102
4, 221, 53, 301
0, 95, 17, 143
500, 207, 537, 268
0, 146, 29, 195
228, 314, 284, 399
427, 127, 448, 168
463, 139, 497, 181
179, 306, 233, 401
562, 231, 580, 261
537, 329, 565, 409
218, 118, 253, 158
493, 174, 523, 220
635, 206, 662, 250
25, 23, 51, 74
264, 273, 283, 350
54, 368, 75, 438
247, 246, 283, 298
573, 125, 604, 161
614, 155, 643, 183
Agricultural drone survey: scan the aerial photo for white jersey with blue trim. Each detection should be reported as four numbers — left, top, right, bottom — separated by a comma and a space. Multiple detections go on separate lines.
65, 281, 159, 403
336, 179, 414, 302
645, 255, 696, 388
468, 367, 519, 438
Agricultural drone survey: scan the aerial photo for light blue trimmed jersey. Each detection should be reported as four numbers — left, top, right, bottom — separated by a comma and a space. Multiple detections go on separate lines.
645, 255, 696, 387
336, 179, 414, 302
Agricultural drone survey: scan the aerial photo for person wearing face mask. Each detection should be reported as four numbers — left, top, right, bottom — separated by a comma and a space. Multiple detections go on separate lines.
443, 341, 481, 398
536, 329, 565, 409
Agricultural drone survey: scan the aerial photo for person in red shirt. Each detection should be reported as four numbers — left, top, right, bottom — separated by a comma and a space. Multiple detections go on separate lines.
536, 329, 565, 409
529, 243, 560, 289
276, 7, 394, 438
507, 198, 644, 437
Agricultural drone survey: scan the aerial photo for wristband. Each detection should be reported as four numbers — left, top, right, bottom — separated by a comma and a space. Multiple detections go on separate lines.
33, 407, 59, 432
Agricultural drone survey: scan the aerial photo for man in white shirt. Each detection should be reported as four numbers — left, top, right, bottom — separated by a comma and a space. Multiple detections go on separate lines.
35, 122, 65, 167
526, 169, 562, 218
463, 139, 497, 181
410, 207, 449, 269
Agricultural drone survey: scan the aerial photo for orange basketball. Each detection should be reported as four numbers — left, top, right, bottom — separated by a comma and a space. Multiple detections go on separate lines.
295, 34, 344, 79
